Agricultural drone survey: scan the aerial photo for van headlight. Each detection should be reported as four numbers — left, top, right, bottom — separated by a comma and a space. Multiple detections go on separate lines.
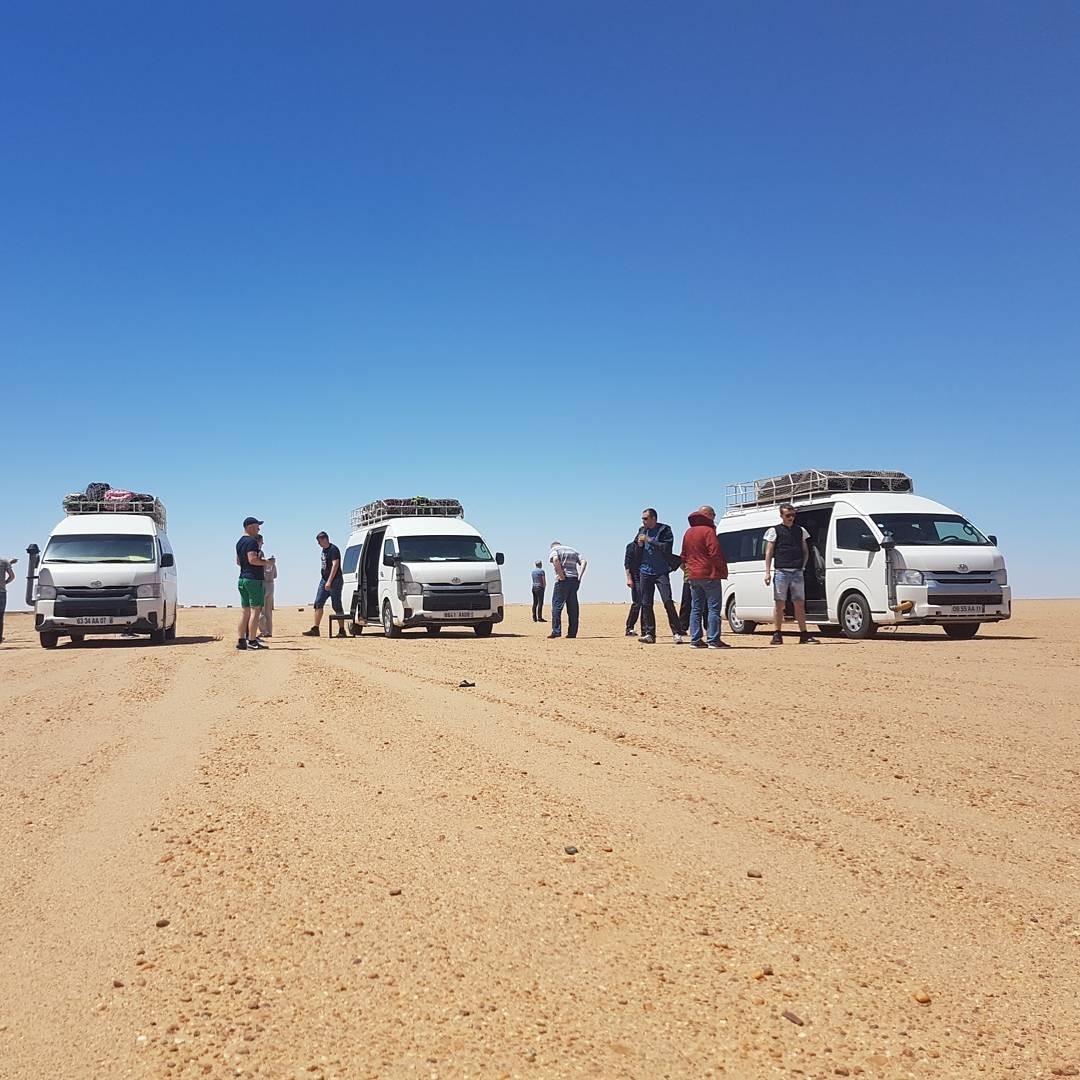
994, 569, 1008, 585
403, 581, 423, 596
487, 580, 501, 594
892, 569, 924, 586
136, 584, 162, 598
37, 585, 57, 600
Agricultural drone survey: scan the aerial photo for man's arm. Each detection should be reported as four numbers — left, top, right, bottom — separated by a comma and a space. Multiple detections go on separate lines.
5, 567, 15, 586
325, 557, 341, 586
540, 571, 546, 589
764, 541, 775, 584
801, 536, 810, 571
578, 558, 587, 581
246, 550, 269, 568
552, 555, 565, 580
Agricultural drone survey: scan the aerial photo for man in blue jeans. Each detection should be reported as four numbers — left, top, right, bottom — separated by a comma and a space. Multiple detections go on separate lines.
636, 508, 685, 645
680, 505, 729, 649
547, 540, 587, 639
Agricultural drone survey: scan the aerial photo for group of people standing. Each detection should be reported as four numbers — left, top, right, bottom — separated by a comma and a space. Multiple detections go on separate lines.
534, 503, 819, 647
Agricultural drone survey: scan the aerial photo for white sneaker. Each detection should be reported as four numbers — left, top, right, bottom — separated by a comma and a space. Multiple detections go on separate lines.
673, 634, 686, 645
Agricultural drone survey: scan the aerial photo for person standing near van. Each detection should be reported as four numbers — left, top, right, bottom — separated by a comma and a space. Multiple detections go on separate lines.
531, 561, 547, 622
0, 556, 16, 644
548, 541, 587, 639
257, 534, 277, 638
236, 517, 270, 651
303, 532, 346, 637
637, 508, 685, 645
623, 536, 643, 636
681, 505, 729, 648
764, 504, 819, 645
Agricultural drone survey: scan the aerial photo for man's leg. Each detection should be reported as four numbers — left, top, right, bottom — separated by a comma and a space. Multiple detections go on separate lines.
566, 579, 580, 638
689, 580, 705, 643
794, 599, 809, 633
260, 591, 273, 636
247, 607, 263, 640
238, 594, 250, 640
0, 589, 7, 642
679, 578, 694, 633
639, 573, 657, 639
705, 580, 723, 645
550, 579, 566, 636
657, 574, 683, 637
626, 582, 641, 632
311, 581, 328, 630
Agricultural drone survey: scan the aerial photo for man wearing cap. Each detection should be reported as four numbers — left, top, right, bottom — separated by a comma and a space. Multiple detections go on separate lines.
0, 555, 16, 645
236, 517, 271, 651
302, 532, 346, 638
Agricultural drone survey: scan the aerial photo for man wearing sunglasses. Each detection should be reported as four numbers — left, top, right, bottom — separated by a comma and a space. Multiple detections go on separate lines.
763, 504, 818, 645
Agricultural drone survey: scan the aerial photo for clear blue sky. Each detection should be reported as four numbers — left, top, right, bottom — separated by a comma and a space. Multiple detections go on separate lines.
2, 2, 1077, 606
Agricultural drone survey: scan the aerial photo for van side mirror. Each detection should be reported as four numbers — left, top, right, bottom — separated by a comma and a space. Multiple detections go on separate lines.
160, 552, 175, 567
495, 552, 505, 566
383, 553, 399, 567
988, 534, 997, 546
864, 535, 883, 552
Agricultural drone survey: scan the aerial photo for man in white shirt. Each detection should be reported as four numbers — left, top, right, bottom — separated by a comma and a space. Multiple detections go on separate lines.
763, 504, 819, 645
548, 541, 587, 639
257, 535, 277, 638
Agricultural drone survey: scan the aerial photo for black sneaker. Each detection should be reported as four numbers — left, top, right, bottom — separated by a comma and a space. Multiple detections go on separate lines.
547, 633, 561, 639
708, 640, 732, 649
246, 639, 266, 650
799, 633, 819, 645
335, 630, 348, 638
690, 640, 707, 649
301, 627, 320, 637
236, 638, 248, 650
640, 635, 656, 644
770, 632, 783, 645
625, 629, 637, 637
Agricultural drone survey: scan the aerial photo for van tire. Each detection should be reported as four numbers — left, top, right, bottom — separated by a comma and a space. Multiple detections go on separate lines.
69, 633, 86, 646
382, 601, 401, 638
425, 625, 442, 635
150, 626, 166, 645
165, 617, 176, 641
474, 622, 493, 637
726, 597, 757, 635
816, 624, 843, 636
840, 592, 877, 639
40, 632, 59, 649
943, 622, 980, 640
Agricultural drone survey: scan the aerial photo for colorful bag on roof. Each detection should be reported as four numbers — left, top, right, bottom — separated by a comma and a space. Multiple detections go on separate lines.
104, 489, 134, 502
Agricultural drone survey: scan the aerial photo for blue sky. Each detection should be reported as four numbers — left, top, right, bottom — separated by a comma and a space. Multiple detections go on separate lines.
2, 1, 1077, 605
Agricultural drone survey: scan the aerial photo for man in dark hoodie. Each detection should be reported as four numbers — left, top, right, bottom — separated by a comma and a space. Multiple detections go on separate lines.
636, 508, 685, 645
681, 505, 729, 648
623, 536, 643, 636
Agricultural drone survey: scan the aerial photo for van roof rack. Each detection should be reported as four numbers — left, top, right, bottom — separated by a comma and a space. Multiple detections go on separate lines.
349, 497, 464, 530
724, 469, 913, 513
61, 495, 167, 529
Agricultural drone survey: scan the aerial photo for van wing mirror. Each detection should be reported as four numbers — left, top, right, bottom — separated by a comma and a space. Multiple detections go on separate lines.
495, 552, 505, 566
160, 552, 175, 567
988, 534, 997, 546
862, 535, 882, 552
383, 552, 399, 567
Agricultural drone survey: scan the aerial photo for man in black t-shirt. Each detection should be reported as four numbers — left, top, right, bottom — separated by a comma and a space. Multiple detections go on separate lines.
302, 531, 346, 637
235, 516, 270, 650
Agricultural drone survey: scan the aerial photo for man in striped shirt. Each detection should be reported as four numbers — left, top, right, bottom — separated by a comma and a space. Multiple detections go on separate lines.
548, 541, 587, 639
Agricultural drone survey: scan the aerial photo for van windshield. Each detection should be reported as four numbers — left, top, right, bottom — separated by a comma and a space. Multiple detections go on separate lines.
43, 534, 156, 563
397, 536, 493, 562
870, 514, 989, 546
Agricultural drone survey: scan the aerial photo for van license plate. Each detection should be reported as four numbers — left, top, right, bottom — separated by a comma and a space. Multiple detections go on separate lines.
443, 611, 475, 619
947, 605, 984, 616
75, 616, 113, 625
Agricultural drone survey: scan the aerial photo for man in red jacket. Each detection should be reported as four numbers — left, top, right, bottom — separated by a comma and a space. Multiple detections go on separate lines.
681, 505, 730, 649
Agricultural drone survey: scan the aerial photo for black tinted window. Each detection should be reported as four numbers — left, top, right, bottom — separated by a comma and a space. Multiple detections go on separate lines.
718, 528, 767, 563
836, 518, 876, 550
342, 545, 361, 574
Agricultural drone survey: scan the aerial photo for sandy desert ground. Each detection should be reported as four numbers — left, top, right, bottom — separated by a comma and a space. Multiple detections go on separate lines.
0, 600, 1077, 1080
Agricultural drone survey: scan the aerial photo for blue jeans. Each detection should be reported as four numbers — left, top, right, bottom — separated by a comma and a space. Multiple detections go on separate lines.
314, 578, 344, 613
0, 589, 6, 642
639, 572, 682, 638
551, 577, 580, 637
689, 579, 724, 645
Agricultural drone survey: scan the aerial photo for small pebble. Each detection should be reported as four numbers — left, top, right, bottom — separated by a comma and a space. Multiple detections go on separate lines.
389, 889, 402, 896
782, 1009, 804, 1026
113, 980, 125, 989
913, 989, 931, 1004
564, 846, 578, 855
155, 918, 170, 928
747, 869, 763, 879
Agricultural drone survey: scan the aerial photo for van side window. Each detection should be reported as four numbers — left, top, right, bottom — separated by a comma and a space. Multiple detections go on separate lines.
836, 518, 875, 550
383, 539, 396, 562
719, 528, 767, 563
342, 545, 361, 575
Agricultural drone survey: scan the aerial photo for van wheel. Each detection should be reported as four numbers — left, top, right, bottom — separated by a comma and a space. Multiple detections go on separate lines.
474, 622, 493, 637
840, 592, 877, 639
382, 601, 401, 638
40, 632, 59, 649
943, 622, 980, 640
815, 624, 842, 636
426, 625, 442, 635
165, 618, 176, 641
69, 633, 86, 646
150, 627, 166, 645
726, 597, 757, 635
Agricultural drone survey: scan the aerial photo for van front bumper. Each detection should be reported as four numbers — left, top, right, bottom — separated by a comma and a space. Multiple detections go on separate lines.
401, 603, 504, 628
886, 585, 1011, 623
35, 599, 162, 634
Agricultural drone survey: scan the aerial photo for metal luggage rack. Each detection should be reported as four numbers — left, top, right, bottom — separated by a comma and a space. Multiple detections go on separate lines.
349, 498, 464, 530
725, 470, 913, 513
62, 498, 167, 529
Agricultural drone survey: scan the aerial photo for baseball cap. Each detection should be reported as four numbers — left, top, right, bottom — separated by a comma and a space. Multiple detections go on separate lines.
243, 516, 264, 527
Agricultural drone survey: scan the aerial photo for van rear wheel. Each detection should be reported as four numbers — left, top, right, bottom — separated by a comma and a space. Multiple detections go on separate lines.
840, 592, 877, 639
943, 622, 980, 640
726, 597, 757, 635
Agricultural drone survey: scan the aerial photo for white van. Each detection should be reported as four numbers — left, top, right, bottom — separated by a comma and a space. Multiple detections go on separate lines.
29, 497, 178, 649
341, 499, 505, 637
717, 470, 1010, 640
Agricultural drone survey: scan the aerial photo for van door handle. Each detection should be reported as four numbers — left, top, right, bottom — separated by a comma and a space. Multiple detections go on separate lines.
833, 558, 842, 564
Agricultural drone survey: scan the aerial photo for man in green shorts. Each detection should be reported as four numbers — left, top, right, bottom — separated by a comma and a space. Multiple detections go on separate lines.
236, 516, 271, 650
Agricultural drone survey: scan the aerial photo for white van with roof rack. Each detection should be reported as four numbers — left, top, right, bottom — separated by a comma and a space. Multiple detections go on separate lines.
26, 493, 178, 649
341, 499, 505, 638
717, 470, 1010, 639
